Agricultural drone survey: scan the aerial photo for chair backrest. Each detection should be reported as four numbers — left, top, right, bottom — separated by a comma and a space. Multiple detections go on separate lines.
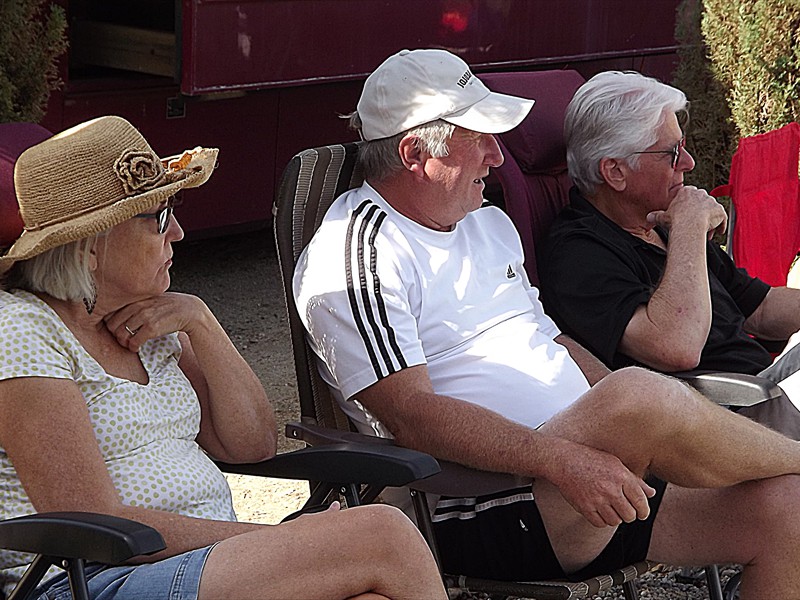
0, 123, 53, 249
274, 142, 364, 431
479, 70, 586, 286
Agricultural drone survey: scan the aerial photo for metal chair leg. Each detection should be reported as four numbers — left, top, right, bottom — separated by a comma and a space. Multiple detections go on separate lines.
706, 564, 724, 600
66, 558, 90, 600
724, 572, 741, 600
410, 489, 443, 571
622, 579, 639, 600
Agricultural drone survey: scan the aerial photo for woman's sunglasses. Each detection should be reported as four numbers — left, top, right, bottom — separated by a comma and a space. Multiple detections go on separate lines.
134, 195, 182, 234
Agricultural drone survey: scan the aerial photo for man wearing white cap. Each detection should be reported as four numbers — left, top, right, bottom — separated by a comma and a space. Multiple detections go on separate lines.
294, 49, 800, 593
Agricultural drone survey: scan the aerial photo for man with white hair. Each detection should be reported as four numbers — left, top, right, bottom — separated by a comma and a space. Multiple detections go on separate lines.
541, 70, 800, 438
294, 50, 800, 595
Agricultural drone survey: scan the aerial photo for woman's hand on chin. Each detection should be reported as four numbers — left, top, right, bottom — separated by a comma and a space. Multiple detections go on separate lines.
103, 292, 212, 352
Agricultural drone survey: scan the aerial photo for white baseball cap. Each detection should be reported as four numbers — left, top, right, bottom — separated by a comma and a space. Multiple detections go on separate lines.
356, 49, 534, 141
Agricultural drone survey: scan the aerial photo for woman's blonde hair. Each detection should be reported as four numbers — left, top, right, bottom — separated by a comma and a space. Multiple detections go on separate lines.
5, 235, 101, 303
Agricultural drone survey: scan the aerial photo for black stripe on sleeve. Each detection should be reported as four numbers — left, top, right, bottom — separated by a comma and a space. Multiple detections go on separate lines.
367, 211, 408, 369
344, 199, 409, 380
345, 200, 383, 378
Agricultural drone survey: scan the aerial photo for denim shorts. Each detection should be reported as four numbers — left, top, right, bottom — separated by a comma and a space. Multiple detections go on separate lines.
35, 544, 216, 600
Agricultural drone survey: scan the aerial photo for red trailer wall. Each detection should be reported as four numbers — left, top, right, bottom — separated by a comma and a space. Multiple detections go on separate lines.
40, 0, 682, 237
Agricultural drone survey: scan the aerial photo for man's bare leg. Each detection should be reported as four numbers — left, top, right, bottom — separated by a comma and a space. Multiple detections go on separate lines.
544, 367, 800, 488
534, 366, 800, 587
650, 479, 800, 598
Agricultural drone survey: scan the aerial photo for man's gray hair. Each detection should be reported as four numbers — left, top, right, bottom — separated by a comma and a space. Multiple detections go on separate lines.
6, 236, 99, 302
345, 112, 456, 181
565, 71, 688, 197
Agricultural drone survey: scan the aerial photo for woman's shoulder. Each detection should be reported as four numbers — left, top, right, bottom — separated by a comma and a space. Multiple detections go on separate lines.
0, 289, 58, 324
0, 289, 55, 317
0, 290, 77, 379
0, 289, 75, 358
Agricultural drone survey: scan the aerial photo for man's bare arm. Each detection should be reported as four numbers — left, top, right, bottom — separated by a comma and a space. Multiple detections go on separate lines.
744, 287, 800, 341
355, 365, 653, 527
619, 187, 726, 371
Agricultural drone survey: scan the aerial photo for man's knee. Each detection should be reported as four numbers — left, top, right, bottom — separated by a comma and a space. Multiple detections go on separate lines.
594, 367, 697, 418
343, 504, 434, 567
606, 366, 680, 389
750, 475, 800, 535
349, 504, 423, 541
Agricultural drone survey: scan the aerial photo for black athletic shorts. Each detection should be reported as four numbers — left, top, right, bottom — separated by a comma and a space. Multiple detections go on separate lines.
432, 475, 667, 582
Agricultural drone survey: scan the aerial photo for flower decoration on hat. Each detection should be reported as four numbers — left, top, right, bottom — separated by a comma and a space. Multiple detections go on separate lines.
114, 149, 167, 195
163, 147, 207, 184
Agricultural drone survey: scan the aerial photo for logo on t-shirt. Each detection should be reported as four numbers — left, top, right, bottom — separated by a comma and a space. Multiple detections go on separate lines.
506, 265, 516, 279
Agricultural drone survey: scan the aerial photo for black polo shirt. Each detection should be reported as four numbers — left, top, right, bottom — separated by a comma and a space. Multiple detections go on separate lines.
539, 188, 772, 374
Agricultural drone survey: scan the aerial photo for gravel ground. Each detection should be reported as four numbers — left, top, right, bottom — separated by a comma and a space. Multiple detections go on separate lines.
170, 226, 309, 526
169, 226, 741, 600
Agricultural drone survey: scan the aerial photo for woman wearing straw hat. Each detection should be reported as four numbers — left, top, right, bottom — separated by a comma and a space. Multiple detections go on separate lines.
0, 116, 445, 600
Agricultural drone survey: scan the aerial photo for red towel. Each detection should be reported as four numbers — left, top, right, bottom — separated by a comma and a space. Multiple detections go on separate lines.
712, 122, 800, 287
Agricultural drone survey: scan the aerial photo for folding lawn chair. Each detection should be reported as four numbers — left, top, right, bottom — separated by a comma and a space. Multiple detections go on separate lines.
0, 512, 164, 600
0, 435, 439, 600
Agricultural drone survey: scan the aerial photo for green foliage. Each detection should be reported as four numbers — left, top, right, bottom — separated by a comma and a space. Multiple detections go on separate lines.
0, 0, 68, 123
672, 0, 737, 192
672, 0, 800, 199
702, 0, 800, 138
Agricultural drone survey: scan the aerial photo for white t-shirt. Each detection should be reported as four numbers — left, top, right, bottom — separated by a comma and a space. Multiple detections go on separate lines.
294, 183, 590, 436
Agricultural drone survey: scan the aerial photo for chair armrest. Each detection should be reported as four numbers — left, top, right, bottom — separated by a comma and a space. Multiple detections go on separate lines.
0, 512, 165, 564
216, 442, 440, 488
411, 460, 531, 497
285, 421, 395, 446
285, 422, 529, 497
674, 370, 783, 407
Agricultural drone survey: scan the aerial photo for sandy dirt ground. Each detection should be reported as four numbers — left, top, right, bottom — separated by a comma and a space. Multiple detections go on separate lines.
170, 225, 309, 525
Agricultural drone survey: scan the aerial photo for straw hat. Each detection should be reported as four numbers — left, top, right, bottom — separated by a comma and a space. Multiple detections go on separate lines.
0, 115, 219, 274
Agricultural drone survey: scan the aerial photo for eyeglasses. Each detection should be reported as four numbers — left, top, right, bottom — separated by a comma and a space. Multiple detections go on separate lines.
630, 136, 686, 169
134, 195, 181, 234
